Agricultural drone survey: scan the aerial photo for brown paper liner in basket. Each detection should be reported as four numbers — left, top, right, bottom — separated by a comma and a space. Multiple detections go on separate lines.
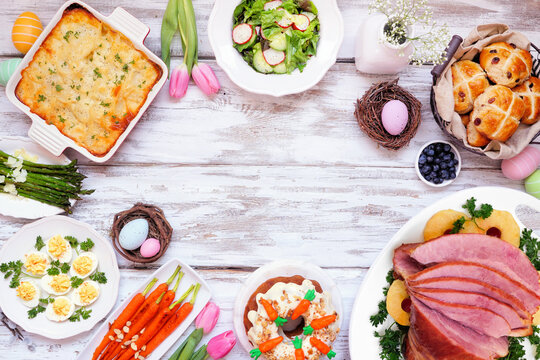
111, 203, 173, 263
431, 25, 540, 159
355, 79, 422, 150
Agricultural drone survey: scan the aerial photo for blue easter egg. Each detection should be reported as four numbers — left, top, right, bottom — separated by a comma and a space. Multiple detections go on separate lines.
119, 218, 149, 250
0, 58, 22, 86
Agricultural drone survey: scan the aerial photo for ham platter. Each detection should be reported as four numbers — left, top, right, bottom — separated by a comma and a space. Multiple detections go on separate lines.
349, 186, 540, 360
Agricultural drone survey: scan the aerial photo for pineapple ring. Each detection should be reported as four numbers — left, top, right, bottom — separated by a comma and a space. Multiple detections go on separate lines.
423, 210, 469, 241
386, 280, 410, 326
475, 210, 520, 247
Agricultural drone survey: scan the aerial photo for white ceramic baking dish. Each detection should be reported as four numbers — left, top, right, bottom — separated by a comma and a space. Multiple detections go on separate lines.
5, 0, 168, 163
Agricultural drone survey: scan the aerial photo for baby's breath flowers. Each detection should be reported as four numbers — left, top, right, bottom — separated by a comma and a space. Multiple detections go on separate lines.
369, 0, 450, 65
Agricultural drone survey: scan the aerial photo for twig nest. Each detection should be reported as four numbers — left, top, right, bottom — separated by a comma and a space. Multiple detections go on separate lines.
111, 203, 173, 263
355, 79, 422, 150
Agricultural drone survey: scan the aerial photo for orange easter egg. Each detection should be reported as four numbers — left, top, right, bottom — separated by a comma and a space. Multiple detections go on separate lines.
12, 12, 43, 54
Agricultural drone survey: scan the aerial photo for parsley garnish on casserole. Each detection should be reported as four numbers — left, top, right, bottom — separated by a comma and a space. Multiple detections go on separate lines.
15, 7, 162, 157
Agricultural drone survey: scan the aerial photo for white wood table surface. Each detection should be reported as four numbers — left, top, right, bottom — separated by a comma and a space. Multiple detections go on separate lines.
1, 0, 540, 359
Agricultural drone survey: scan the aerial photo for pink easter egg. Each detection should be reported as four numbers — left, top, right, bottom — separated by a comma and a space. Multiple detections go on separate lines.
140, 238, 161, 258
381, 100, 408, 136
501, 146, 540, 180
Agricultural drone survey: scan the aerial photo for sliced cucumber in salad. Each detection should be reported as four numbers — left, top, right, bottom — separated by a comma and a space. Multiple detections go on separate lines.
232, 0, 320, 75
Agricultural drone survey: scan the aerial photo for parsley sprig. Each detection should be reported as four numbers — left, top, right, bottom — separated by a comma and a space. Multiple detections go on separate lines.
70, 276, 84, 288
0, 260, 23, 288
34, 236, 45, 251
370, 270, 394, 327
374, 323, 408, 360
89, 271, 107, 284
69, 307, 92, 322
451, 197, 494, 233
47, 260, 70, 276
80, 238, 94, 251
27, 297, 54, 319
500, 326, 540, 360
520, 228, 540, 270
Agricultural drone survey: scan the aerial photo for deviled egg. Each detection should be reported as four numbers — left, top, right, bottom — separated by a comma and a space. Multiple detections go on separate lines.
41, 274, 71, 296
70, 252, 98, 278
45, 296, 75, 322
46, 234, 72, 263
23, 252, 50, 276
15, 280, 40, 307
72, 280, 100, 306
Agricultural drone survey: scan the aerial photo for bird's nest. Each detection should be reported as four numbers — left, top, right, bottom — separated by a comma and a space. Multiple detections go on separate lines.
111, 203, 173, 263
355, 79, 422, 150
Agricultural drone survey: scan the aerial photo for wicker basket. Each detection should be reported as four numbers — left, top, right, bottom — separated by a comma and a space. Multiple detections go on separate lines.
430, 35, 540, 156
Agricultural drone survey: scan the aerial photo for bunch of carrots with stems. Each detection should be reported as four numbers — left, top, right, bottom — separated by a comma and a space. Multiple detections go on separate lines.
92, 266, 202, 360
162, 0, 220, 99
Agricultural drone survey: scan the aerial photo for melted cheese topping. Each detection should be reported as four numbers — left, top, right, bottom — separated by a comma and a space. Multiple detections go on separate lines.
15, 8, 162, 157
50, 274, 71, 293
53, 297, 71, 316
48, 235, 68, 258
16, 282, 37, 301
73, 255, 93, 276
247, 280, 340, 360
78, 282, 98, 304
24, 253, 48, 275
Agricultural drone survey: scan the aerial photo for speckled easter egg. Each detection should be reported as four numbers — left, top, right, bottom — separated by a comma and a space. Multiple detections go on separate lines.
381, 100, 408, 136
501, 146, 540, 180
119, 218, 149, 250
525, 170, 540, 200
12, 12, 43, 54
0, 58, 22, 86
140, 238, 161, 258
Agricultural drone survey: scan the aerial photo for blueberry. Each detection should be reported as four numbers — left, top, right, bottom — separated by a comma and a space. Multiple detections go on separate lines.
441, 170, 449, 179
443, 154, 452, 162
426, 156, 434, 163
433, 177, 443, 184
434, 157, 442, 164
422, 165, 432, 173
418, 155, 427, 165
429, 171, 438, 179
448, 152, 455, 160
453, 159, 459, 166
425, 175, 432, 181
427, 144, 435, 151
426, 149, 435, 156
432, 164, 440, 172
435, 144, 443, 152
449, 172, 456, 179
443, 144, 451, 152
440, 162, 448, 169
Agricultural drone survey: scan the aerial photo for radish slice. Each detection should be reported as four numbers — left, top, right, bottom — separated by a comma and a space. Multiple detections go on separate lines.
292, 14, 310, 31
263, 48, 285, 66
258, 26, 268, 40
233, 24, 254, 45
264, 0, 283, 10
276, 15, 292, 28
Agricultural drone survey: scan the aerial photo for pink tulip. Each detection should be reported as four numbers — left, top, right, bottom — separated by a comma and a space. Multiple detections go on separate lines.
206, 330, 237, 359
196, 302, 220, 334
169, 63, 190, 98
192, 63, 220, 95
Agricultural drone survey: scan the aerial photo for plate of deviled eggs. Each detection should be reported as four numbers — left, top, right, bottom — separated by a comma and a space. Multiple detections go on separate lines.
0, 215, 119, 339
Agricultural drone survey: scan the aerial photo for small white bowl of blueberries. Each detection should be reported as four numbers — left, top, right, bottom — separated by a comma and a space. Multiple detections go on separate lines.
415, 140, 461, 187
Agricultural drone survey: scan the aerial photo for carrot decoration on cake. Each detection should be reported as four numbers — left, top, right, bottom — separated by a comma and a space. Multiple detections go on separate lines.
292, 337, 305, 360
303, 314, 337, 335
291, 289, 316, 320
259, 298, 287, 326
310, 337, 337, 359
250, 336, 283, 359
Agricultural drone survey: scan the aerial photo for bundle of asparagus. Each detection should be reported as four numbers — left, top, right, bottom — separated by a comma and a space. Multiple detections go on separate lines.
0, 150, 94, 213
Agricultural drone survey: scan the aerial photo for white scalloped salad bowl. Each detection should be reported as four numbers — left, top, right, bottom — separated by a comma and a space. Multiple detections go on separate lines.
208, 0, 344, 96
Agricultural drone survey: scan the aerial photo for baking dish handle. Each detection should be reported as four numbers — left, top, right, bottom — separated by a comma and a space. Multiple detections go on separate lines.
431, 35, 463, 84
107, 7, 150, 44
28, 122, 67, 157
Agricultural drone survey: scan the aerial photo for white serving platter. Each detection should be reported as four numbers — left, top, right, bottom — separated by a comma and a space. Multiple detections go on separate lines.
208, 0, 344, 96
5, 0, 167, 163
349, 186, 540, 359
78, 258, 212, 360
233, 259, 343, 354
0, 137, 75, 219
0, 215, 120, 340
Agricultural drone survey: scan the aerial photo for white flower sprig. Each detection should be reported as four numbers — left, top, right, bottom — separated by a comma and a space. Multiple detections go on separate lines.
369, 0, 450, 65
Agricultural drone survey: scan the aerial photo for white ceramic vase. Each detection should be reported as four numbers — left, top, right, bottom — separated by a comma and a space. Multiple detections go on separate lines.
354, 14, 413, 74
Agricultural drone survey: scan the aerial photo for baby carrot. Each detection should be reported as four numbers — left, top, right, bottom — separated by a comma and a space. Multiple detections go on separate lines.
92, 278, 157, 360
303, 314, 337, 335
291, 289, 316, 320
250, 337, 283, 359
293, 337, 305, 360
138, 284, 199, 358
309, 337, 336, 359
160, 272, 184, 311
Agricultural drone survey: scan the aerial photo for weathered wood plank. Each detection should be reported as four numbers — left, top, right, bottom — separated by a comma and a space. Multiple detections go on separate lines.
0, 0, 539, 58
0, 165, 537, 270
